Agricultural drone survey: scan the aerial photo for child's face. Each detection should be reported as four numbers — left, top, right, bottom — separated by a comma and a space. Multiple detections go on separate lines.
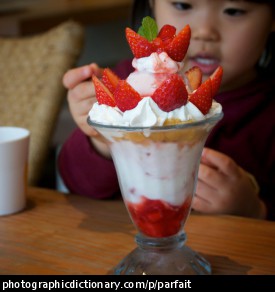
153, 0, 275, 92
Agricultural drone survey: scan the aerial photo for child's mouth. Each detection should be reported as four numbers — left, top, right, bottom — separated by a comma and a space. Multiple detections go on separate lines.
190, 56, 220, 75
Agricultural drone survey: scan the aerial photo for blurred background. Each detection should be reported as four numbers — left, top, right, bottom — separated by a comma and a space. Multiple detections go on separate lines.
0, 0, 132, 188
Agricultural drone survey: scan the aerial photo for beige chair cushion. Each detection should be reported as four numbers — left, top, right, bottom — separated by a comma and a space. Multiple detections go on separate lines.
0, 21, 84, 185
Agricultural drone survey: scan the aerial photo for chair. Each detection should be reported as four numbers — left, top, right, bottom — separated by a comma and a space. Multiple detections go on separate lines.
0, 21, 84, 186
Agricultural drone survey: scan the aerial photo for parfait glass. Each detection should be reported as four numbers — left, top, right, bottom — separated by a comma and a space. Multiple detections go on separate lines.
88, 112, 223, 275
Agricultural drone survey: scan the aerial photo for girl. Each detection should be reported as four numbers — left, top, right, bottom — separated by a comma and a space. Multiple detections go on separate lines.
58, 0, 275, 220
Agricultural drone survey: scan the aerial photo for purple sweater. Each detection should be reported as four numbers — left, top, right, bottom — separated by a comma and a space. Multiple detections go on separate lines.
58, 59, 275, 220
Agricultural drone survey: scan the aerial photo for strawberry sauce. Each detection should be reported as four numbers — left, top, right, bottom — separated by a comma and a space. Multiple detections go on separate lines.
126, 195, 192, 238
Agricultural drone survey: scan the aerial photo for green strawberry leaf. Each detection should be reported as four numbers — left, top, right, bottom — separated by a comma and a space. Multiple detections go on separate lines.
137, 16, 158, 41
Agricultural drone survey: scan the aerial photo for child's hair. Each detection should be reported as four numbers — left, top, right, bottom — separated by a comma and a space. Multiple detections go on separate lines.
131, 0, 152, 31
130, 0, 274, 76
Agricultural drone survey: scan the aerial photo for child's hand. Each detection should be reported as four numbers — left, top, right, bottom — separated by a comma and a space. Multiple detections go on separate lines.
63, 63, 112, 158
192, 148, 266, 219
63, 63, 103, 137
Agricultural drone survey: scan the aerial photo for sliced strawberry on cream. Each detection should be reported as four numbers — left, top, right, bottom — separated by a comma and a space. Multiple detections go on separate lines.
125, 28, 155, 59
114, 80, 142, 112
101, 68, 120, 94
184, 66, 202, 93
157, 24, 176, 45
152, 74, 188, 112
151, 37, 165, 54
92, 75, 116, 107
165, 25, 191, 62
189, 78, 213, 115
210, 66, 223, 97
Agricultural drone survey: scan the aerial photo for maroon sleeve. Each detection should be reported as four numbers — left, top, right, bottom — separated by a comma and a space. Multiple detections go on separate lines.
58, 128, 120, 199
207, 76, 275, 220
112, 59, 134, 79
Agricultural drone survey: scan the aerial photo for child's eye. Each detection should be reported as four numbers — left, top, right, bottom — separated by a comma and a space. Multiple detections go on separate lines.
223, 8, 246, 16
171, 2, 192, 11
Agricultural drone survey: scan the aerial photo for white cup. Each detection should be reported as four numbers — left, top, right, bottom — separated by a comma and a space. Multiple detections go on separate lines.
0, 127, 30, 216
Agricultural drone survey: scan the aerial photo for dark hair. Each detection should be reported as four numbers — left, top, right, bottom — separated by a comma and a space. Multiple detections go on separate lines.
130, 0, 274, 75
131, 0, 153, 31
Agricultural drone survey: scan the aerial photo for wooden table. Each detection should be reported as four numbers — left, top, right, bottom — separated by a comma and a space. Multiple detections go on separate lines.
0, 0, 132, 36
0, 187, 275, 275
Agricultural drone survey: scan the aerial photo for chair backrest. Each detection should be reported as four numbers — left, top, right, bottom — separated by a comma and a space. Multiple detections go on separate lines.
0, 21, 84, 185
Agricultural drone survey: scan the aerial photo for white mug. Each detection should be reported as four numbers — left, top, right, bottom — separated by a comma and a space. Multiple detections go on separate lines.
0, 127, 30, 216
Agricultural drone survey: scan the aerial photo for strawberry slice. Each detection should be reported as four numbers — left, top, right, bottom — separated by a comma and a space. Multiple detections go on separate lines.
210, 66, 223, 97
114, 80, 142, 112
157, 24, 176, 45
152, 37, 165, 54
166, 25, 191, 62
152, 74, 188, 112
125, 27, 154, 58
184, 66, 202, 93
101, 68, 120, 94
92, 75, 116, 107
189, 78, 212, 114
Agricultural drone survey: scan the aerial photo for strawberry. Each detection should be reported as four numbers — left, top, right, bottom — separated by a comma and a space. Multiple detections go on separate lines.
126, 19, 191, 62
125, 27, 154, 58
184, 66, 202, 93
101, 68, 120, 94
189, 78, 212, 114
92, 75, 116, 107
166, 25, 191, 62
152, 37, 165, 53
152, 74, 188, 112
114, 80, 142, 112
210, 66, 223, 97
157, 24, 176, 45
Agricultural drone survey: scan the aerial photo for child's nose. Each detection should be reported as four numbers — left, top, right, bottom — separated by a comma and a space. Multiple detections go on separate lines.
191, 17, 220, 42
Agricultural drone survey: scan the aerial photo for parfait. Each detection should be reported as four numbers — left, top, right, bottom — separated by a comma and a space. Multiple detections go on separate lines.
88, 17, 223, 274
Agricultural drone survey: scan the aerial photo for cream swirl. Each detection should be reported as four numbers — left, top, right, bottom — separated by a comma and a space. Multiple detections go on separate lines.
126, 52, 184, 97
89, 97, 222, 127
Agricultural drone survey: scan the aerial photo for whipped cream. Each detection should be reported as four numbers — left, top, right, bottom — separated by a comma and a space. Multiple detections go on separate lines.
89, 97, 222, 127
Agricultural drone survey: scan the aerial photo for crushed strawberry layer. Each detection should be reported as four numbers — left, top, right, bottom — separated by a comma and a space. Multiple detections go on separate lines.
126, 196, 192, 238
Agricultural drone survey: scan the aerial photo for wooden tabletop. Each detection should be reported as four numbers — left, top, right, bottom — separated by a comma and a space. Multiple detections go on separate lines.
0, 0, 132, 36
0, 187, 275, 275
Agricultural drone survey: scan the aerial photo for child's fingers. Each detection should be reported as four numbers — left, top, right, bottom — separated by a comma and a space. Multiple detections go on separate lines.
89, 63, 104, 78
192, 193, 213, 213
68, 81, 95, 102
63, 63, 103, 90
63, 65, 93, 89
201, 147, 238, 176
198, 163, 226, 190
